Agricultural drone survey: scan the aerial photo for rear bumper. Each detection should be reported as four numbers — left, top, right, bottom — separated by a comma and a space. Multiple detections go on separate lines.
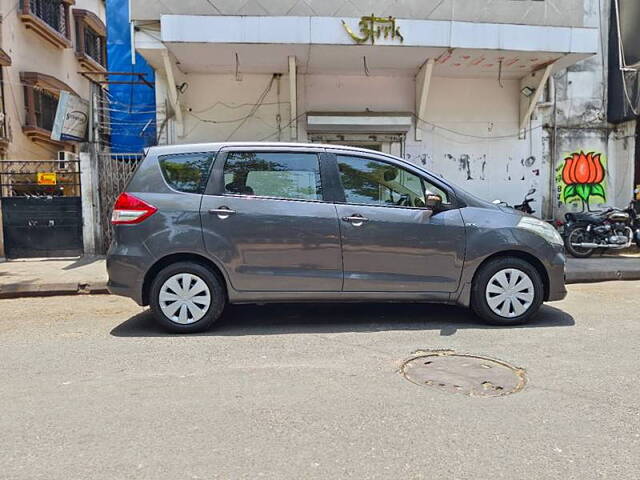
106, 242, 153, 306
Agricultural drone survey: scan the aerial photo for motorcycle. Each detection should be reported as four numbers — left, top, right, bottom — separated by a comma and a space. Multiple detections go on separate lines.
562, 201, 640, 258
493, 188, 537, 214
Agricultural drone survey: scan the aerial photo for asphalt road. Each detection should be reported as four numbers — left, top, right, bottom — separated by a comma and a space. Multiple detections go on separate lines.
1, 282, 639, 479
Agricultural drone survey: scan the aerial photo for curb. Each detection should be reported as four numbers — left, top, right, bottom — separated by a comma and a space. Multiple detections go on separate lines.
566, 270, 640, 284
0, 282, 109, 299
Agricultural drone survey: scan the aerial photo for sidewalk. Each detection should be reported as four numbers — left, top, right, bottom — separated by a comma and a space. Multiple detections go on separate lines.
0, 257, 108, 299
566, 254, 640, 283
0, 253, 639, 299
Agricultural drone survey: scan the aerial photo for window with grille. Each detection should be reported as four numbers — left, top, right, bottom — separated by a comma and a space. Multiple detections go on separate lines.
83, 27, 104, 66
20, 0, 72, 48
73, 9, 107, 69
28, 0, 67, 35
20, 71, 76, 145
33, 89, 58, 131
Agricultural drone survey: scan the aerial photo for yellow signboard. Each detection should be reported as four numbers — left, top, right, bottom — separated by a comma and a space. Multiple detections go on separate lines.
342, 15, 404, 45
37, 172, 57, 186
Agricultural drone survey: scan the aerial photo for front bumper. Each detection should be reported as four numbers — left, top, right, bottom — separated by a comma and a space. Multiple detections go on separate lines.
546, 250, 568, 302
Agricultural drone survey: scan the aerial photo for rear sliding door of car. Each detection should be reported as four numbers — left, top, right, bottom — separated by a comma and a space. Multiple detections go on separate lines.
200, 147, 342, 292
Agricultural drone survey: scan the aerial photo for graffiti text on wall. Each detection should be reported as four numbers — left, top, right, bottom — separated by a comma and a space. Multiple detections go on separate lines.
556, 151, 606, 211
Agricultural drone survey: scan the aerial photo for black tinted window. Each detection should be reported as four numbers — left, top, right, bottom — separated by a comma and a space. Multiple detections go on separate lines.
224, 152, 322, 200
337, 155, 448, 207
159, 153, 214, 193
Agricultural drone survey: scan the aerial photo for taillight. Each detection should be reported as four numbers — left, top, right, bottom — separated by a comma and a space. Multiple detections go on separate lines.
111, 193, 157, 225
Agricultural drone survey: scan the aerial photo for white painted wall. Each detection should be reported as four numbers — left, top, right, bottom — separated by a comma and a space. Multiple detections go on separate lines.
147, 0, 636, 219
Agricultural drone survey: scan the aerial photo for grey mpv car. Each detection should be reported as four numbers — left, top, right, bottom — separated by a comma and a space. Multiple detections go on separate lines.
107, 142, 567, 333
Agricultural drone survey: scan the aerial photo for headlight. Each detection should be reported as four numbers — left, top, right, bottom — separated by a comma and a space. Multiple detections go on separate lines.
517, 216, 564, 246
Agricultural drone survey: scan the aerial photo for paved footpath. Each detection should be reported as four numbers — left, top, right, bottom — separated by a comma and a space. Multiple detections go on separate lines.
1, 251, 640, 299
0, 256, 108, 298
1, 281, 639, 479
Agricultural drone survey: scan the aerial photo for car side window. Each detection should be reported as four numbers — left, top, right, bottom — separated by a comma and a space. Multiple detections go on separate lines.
158, 153, 215, 194
337, 155, 448, 208
223, 152, 322, 201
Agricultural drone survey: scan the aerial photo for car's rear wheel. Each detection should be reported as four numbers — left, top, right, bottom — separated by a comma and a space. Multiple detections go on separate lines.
150, 262, 225, 333
471, 257, 544, 326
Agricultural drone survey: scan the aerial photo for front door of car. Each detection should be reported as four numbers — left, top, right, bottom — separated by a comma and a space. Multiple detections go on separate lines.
332, 154, 465, 293
200, 148, 342, 292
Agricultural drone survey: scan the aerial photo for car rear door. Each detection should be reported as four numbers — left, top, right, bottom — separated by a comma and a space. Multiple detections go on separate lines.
330, 152, 465, 293
200, 147, 342, 292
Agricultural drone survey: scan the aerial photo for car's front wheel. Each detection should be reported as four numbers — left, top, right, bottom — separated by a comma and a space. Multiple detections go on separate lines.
150, 261, 226, 333
471, 257, 544, 326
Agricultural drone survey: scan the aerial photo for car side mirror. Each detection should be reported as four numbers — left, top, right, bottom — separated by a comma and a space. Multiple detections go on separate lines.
425, 194, 442, 210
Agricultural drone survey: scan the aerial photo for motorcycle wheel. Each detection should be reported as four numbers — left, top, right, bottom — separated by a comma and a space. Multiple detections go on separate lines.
564, 226, 596, 258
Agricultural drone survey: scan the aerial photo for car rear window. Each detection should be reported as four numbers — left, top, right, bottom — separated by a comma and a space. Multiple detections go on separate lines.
158, 153, 215, 194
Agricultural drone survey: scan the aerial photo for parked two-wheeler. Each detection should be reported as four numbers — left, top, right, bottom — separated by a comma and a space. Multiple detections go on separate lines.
493, 188, 537, 214
563, 201, 640, 258
513, 188, 536, 214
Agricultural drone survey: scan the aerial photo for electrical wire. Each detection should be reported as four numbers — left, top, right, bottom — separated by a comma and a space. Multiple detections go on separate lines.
225, 74, 277, 141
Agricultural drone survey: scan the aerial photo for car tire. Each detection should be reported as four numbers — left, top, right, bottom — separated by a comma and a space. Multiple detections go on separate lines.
149, 261, 226, 333
471, 257, 544, 326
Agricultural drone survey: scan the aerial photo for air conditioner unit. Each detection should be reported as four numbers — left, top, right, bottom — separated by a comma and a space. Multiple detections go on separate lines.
57, 151, 78, 171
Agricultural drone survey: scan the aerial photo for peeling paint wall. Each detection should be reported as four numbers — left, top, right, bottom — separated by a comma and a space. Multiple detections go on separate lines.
148, 0, 637, 220
539, 0, 637, 217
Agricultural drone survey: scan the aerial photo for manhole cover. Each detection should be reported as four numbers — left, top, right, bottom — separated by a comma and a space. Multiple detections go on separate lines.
401, 351, 526, 397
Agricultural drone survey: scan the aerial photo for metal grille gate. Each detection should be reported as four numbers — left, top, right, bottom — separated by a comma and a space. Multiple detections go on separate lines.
97, 152, 142, 253
0, 159, 83, 258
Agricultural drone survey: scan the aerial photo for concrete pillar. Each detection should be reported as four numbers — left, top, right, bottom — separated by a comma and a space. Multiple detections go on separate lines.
80, 151, 100, 255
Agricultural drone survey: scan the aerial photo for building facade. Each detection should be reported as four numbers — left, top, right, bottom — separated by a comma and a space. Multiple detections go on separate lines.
129, 0, 637, 222
0, 0, 107, 258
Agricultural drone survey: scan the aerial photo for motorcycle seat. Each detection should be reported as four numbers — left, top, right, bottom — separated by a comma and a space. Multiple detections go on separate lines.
566, 212, 603, 223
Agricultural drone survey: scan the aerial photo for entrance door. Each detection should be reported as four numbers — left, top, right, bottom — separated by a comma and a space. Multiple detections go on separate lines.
201, 148, 342, 292
309, 133, 404, 157
0, 160, 83, 258
333, 153, 465, 293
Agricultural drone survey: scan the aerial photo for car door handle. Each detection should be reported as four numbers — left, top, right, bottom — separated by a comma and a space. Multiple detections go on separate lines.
342, 215, 369, 226
209, 207, 236, 219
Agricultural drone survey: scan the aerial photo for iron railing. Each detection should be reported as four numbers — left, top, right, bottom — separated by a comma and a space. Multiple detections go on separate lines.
0, 159, 81, 198
98, 153, 143, 252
